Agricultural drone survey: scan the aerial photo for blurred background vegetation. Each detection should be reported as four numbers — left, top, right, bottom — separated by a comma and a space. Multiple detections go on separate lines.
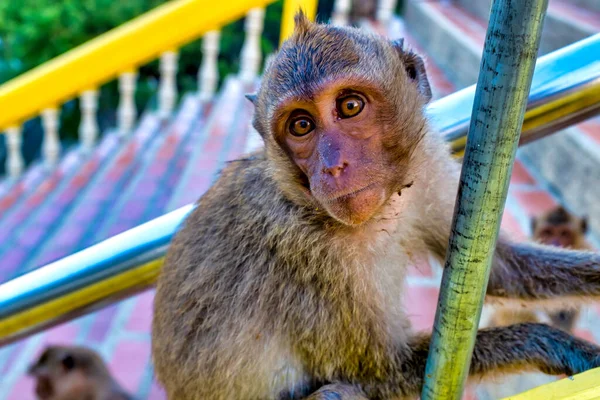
0, 0, 335, 173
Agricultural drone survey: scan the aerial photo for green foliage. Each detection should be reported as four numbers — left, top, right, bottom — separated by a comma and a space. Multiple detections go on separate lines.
0, 0, 335, 155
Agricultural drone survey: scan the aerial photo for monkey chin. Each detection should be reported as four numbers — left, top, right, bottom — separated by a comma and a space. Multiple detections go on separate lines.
319, 184, 387, 226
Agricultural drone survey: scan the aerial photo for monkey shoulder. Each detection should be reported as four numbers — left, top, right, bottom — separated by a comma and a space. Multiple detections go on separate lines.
157, 152, 296, 306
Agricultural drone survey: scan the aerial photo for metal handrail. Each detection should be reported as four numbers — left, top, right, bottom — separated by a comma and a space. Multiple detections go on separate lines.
0, 34, 599, 347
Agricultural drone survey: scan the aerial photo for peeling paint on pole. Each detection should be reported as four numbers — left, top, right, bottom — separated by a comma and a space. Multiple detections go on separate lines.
421, 0, 549, 399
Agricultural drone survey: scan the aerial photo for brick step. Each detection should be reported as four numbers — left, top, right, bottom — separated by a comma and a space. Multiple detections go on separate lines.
0, 130, 123, 282
167, 76, 258, 211
453, 0, 600, 54
0, 149, 79, 240
362, 17, 457, 99
0, 163, 50, 222
12, 113, 161, 277
403, 0, 600, 236
405, 0, 600, 88
89, 95, 205, 243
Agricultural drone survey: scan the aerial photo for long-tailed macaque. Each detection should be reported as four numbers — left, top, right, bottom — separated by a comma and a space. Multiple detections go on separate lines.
489, 206, 592, 332
28, 345, 132, 400
152, 13, 600, 399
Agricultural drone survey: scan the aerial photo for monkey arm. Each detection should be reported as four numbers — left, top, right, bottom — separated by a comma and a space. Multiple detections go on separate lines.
414, 324, 600, 391
309, 324, 600, 399
487, 238, 600, 304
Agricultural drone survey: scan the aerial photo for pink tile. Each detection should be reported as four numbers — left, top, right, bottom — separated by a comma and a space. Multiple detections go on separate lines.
501, 210, 527, 240
108, 340, 151, 394
125, 291, 155, 333
148, 380, 168, 400
407, 259, 434, 279
510, 160, 535, 186
6, 376, 37, 400
403, 285, 440, 332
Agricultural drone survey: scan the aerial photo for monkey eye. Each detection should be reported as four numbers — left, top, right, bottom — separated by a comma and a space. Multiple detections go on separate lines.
336, 94, 365, 119
289, 116, 315, 137
61, 355, 75, 371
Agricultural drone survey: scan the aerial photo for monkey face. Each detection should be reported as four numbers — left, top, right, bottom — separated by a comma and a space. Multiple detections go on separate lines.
275, 85, 408, 225
28, 347, 76, 399
532, 207, 588, 248
28, 345, 106, 400
251, 12, 430, 226
535, 224, 574, 247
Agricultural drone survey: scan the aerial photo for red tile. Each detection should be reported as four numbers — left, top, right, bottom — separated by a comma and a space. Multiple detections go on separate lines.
576, 117, 600, 147
573, 328, 595, 343
510, 160, 536, 186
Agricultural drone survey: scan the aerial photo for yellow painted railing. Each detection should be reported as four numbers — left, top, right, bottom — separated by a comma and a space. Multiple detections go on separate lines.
504, 368, 600, 400
0, 0, 304, 133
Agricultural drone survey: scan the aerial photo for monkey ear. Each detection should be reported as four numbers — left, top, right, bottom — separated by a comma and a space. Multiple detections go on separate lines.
61, 354, 76, 371
245, 93, 258, 104
391, 39, 432, 103
581, 217, 588, 234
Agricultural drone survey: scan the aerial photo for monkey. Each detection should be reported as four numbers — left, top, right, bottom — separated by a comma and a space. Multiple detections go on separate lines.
532, 206, 592, 331
479, 207, 594, 400
28, 345, 133, 400
152, 13, 600, 400
489, 206, 592, 332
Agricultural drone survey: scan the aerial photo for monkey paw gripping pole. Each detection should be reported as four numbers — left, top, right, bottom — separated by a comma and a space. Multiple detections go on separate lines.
421, 0, 549, 399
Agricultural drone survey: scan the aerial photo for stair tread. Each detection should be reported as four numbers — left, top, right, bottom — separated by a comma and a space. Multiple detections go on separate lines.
167, 76, 257, 211
93, 96, 206, 241
0, 132, 122, 282
549, 0, 600, 32
21, 111, 167, 273
0, 162, 49, 218
363, 17, 457, 99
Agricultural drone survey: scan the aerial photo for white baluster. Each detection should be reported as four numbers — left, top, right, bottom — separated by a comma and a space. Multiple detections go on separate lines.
377, 0, 398, 24
118, 71, 138, 137
41, 108, 61, 168
239, 8, 265, 84
332, 0, 352, 26
159, 50, 179, 120
198, 30, 221, 102
79, 89, 99, 153
5, 126, 24, 179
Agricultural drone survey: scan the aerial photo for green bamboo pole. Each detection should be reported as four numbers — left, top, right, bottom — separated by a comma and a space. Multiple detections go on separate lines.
421, 0, 549, 399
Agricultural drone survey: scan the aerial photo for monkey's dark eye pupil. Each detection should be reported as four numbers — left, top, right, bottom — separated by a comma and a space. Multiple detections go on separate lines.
337, 95, 364, 119
290, 117, 314, 137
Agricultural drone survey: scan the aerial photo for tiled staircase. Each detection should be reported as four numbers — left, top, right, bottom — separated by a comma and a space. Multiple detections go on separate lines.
0, 3, 598, 399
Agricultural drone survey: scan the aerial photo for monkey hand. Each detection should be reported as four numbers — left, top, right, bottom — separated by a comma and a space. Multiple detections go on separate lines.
305, 384, 369, 400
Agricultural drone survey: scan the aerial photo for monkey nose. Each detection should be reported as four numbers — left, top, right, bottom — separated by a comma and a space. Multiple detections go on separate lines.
322, 162, 348, 178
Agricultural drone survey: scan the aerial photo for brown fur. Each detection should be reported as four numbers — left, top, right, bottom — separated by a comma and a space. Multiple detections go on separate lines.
28, 345, 132, 400
152, 13, 600, 399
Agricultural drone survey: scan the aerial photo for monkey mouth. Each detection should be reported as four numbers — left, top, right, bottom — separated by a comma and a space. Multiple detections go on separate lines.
35, 378, 53, 399
322, 182, 380, 203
